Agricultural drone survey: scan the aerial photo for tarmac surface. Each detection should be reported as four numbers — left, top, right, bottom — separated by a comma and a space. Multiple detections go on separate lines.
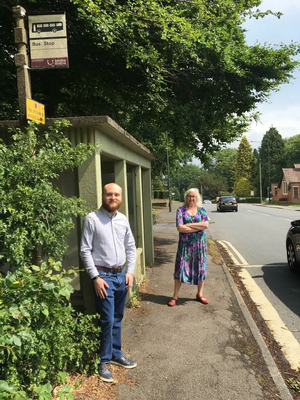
118, 205, 295, 400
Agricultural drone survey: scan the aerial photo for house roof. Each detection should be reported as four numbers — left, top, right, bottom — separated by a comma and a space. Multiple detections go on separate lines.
279, 165, 300, 187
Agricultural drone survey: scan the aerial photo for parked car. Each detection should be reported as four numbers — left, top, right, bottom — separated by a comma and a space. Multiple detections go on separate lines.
286, 220, 300, 272
217, 196, 238, 212
203, 199, 212, 204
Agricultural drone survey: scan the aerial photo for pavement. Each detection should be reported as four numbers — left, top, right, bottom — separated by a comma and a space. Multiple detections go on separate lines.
118, 205, 294, 400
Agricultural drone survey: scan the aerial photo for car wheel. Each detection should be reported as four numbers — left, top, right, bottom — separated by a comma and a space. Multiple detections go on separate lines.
236, 209, 238, 212
286, 239, 300, 272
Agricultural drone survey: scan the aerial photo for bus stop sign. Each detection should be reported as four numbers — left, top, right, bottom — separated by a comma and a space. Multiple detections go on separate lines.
28, 13, 68, 69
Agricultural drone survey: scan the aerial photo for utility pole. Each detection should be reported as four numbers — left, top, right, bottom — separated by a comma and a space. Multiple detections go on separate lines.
250, 141, 263, 203
267, 143, 271, 202
165, 132, 172, 212
259, 160, 262, 203
12, 6, 31, 128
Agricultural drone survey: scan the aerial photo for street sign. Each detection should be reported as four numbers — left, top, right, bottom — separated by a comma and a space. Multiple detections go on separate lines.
28, 13, 68, 69
26, 98, 45, 124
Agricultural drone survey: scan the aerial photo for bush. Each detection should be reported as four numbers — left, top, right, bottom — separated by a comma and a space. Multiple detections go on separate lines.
237, 197, 261, 203
0, 120, 95, 268
0, 260, 100, 399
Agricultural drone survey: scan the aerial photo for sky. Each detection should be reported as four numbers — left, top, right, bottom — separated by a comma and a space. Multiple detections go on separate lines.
229, 0, 300, 150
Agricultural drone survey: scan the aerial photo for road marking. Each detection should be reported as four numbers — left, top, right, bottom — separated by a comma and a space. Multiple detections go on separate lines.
280, 218, 293, 222
218, 240, 300, 371
247, 210, 270, 217
218, 240, 248, 266
239, 268, 300, 371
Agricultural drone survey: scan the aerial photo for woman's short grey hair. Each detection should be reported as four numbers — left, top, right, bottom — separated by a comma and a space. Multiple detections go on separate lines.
184, 188, 203, 207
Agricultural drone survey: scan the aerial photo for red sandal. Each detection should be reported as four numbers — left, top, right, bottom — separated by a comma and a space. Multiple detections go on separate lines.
196, 294, 209, 304
168, 297, 179, 307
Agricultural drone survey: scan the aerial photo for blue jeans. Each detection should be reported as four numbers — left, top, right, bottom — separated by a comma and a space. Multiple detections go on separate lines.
96, 269, 127, 366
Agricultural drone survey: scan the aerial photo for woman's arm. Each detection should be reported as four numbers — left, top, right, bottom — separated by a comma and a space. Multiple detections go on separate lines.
177, 221, 209, 233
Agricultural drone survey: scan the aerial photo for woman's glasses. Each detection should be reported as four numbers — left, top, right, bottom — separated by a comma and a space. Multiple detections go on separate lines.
187, 195, 196, 198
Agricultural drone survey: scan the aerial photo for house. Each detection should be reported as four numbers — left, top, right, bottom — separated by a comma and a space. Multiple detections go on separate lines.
272, 164, 300, 203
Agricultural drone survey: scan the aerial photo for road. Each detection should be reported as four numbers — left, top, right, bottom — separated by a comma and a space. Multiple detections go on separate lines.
204, 202, 300, 370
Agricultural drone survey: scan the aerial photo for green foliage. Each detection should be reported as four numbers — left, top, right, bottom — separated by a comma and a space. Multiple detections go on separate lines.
283, 135, 300, 168
235, 136, 254, 182
213, 148, 238, 193
171, 164, 202, 195
237, 197, 261, 203
1, 0, 299, 163
0, 120, 95, 267
260, 127, 285, 196
195, 172, 227, 200
286, 377, 300, 393
0, 261, 100, 399
234, 177, 253, 197
153, 190, 169, 199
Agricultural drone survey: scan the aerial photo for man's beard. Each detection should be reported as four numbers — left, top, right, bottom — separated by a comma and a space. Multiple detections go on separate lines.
103, 199, 122, 212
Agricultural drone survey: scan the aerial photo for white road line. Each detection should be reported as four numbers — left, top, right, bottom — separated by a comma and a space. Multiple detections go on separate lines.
280, 218, 293, 222
247, 210, 270, 217
238, 268, 300, 370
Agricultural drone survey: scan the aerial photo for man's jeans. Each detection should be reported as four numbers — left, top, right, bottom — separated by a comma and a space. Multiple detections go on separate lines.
96, 269, 127, 365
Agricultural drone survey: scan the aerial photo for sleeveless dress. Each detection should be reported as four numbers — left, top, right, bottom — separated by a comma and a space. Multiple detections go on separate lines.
174, 206, 209, 285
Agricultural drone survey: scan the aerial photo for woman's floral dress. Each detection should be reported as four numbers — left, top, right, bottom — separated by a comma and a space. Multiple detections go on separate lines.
174, 206, 209, 285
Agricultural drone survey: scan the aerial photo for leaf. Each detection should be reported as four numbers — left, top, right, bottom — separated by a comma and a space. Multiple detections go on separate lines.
0, 380, 16, 393
42, 307, 49, 317
12, 335, 21, 346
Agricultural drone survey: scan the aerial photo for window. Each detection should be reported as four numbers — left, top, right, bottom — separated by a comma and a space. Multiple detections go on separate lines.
293, 186, 299, 198
283, 181, 288, 195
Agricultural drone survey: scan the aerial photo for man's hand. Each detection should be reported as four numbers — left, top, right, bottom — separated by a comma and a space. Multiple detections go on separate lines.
126, 273, 134, 290
94, 277, 109, 299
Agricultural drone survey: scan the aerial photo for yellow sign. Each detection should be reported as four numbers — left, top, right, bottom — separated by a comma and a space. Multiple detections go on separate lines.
26, 98, 45, 124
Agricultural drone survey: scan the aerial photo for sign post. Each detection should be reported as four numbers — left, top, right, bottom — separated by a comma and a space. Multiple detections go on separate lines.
28, 13, 69, 69
12, 6, 32, 128
26, 98, 45, 124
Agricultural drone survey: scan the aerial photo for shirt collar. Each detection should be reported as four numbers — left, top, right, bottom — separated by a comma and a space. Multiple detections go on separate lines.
100, 205, 118, 218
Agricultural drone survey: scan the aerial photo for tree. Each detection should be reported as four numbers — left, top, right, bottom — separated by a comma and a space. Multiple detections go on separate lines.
1, 0, 299, 162
260, 127, 285, 197
195, 171, 228, 199
251, 148, 261, 197
283, 135, 300, 168
235, 135, 253, 182
234, 177, 253, 197
214, 148, 238, 193
171, 164, 202, 195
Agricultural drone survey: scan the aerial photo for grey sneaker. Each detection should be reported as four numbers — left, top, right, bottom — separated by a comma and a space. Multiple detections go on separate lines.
110, 356, 137, 369
99, 363, 114, 382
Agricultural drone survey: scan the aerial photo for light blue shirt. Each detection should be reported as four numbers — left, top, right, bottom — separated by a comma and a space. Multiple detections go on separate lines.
80, 206, 136, 279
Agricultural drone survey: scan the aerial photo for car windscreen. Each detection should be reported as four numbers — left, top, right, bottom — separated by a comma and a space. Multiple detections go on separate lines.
221, 196, 235, 201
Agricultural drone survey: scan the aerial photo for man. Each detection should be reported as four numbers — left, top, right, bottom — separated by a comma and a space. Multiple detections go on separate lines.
80, 182, 137, 382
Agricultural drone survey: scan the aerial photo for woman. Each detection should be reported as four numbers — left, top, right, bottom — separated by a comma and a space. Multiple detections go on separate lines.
168, 188, 210, 306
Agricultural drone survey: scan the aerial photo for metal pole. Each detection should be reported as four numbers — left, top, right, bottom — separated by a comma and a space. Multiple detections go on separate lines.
165, 132, 172, 212
268, 144, 271, 202
12, 6, 31, 129
259, 160, 262, 203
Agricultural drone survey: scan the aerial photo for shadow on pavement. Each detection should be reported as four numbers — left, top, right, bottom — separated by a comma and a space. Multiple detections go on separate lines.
258, 263, 300, 318
140, 292, 194, 306
154, 237, 177, 266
